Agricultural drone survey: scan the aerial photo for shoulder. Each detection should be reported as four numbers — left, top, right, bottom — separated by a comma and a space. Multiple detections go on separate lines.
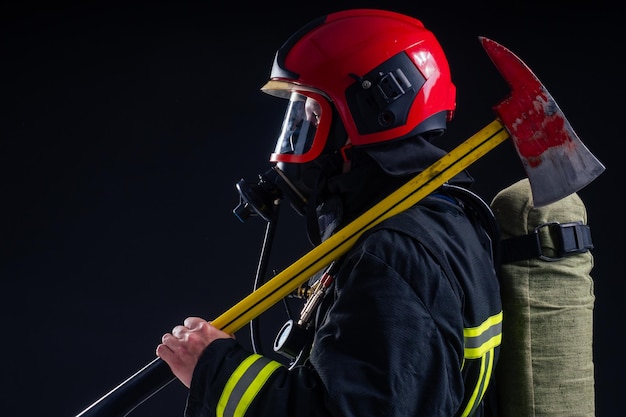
344, 199, 454, 282
367, 195, 469, 243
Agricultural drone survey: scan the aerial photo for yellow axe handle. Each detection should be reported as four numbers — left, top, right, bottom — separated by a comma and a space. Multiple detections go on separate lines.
213, 119, 509, 334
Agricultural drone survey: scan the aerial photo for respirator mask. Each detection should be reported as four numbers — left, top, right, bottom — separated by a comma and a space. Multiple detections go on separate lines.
233, 89, 340, 222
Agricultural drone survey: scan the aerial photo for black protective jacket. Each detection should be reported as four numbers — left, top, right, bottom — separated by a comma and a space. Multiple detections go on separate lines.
185, 193, 502, 417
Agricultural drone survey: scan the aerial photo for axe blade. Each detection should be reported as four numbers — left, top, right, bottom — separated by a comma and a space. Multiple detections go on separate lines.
479, 36, 605, 207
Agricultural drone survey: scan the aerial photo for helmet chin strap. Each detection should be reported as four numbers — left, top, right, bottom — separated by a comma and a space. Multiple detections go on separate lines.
340, 138, 353, 174
305, 191, 323, 245
314, 194, 344, 243
271, 165, 309, 216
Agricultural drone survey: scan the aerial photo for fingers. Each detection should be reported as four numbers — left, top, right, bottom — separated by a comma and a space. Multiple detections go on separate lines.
161, 332, 177, 345
159, 317, 233, 356
168, 317, 208, 340
156, 316, 237, 388
155, 331, 195, 388
184, 316, 207, 330
155, 339, 173, 359
171, 324, 187, 339
156, 332, 179, 364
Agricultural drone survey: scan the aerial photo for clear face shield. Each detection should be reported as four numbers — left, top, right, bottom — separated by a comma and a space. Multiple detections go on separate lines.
270, 90, 332, 164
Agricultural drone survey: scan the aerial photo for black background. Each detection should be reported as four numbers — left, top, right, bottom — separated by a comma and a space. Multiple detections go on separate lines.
2, 1, 622, 416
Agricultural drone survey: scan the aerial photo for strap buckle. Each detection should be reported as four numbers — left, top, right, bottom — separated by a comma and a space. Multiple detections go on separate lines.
535, 221, 594, 261
500, 221, 593, 263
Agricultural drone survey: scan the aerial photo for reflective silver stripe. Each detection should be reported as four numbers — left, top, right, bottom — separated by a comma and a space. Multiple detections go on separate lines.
464, 311, 502, 359
217, 354, 282, 417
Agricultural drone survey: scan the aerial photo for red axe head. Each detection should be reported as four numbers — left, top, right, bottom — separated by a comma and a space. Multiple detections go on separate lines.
480, 37, 605, 207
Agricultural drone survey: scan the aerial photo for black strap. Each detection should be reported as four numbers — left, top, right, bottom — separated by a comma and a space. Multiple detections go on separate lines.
501, 221, 593, 263
440, 184, 502, 269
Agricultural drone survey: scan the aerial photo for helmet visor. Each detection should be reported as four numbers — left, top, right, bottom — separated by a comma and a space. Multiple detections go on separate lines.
270, 91, 331, 164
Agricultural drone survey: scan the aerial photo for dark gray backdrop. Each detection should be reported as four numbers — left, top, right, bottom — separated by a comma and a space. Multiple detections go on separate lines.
2, 1, 621, 416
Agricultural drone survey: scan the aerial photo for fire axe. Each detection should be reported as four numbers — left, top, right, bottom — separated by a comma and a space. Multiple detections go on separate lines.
73, 37, 605, 417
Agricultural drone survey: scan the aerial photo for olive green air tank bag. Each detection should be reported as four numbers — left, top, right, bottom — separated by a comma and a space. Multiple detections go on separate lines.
490, 178, 596, 417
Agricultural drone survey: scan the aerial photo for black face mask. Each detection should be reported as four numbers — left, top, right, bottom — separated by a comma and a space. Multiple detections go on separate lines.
231, 154, 343, 245
232, 161, 317, 223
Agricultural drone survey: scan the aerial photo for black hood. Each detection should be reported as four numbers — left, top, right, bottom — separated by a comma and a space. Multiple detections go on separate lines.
364, 133, 473, 181
307, 133, 474, 245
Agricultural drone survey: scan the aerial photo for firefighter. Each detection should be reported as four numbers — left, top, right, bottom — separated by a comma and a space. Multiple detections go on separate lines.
157, 9, 502, 417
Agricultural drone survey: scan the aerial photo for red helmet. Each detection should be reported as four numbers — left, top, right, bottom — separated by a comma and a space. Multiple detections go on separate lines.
262, 9, 456, 165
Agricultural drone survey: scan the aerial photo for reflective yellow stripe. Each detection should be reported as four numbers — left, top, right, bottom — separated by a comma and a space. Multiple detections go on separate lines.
457, 311, 502, 416
232, 360, 282, 417
464, 311, 502, 359
217, 354, 282, 417
459, 348, 495, 417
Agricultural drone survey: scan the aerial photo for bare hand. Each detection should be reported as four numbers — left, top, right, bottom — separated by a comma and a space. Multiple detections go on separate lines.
156, 317, 234, 388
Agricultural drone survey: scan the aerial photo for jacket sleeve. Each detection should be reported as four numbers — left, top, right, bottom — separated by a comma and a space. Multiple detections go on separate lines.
185, 227, 466, 417
185, 338, 333, 417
